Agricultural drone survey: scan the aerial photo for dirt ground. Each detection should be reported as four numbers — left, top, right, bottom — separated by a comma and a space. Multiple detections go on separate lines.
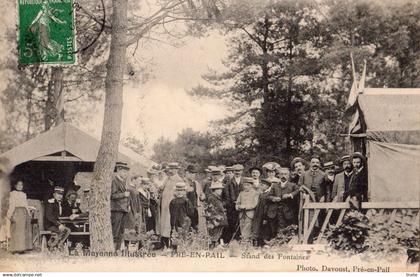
0, 247, 418, 272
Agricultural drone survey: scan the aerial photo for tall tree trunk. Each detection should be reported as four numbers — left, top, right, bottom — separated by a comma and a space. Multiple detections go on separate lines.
26, 89, 33, 140
44, 67, 64, 130
285, 35, 293, 161
52, 67, 64, 125
89, 0, 127, 252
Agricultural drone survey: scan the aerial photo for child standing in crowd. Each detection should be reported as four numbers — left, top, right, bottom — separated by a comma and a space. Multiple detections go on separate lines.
252, 179, 276, 246
169, 182, 195, 233
205, 180, 228, 248
235, 177, 260, 241
137, 178, 157, 233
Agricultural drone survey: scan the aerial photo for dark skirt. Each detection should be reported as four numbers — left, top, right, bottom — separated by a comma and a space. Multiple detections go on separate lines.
10, 207, 32, 252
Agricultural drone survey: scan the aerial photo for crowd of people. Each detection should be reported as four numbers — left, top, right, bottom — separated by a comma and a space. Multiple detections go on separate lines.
106, 152, 368, 251
3, 152, 368, 252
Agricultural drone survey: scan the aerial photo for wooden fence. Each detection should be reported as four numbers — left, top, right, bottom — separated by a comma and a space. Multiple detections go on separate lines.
298, 191, 420, 245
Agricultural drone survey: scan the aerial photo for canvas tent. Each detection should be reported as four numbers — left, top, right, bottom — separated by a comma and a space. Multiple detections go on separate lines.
351, 88, 420, 202
0, 122, 156, 199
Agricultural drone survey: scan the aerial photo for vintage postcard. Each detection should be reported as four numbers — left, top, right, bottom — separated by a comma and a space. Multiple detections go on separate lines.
0, 0, 419, 273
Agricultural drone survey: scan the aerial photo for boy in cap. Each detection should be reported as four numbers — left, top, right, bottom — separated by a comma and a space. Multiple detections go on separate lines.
125, 175, 142, 235
169, 182, 195, 234
44, 186, 71, 250
138, 177, 158, 233
235, 177, 260, 241
205, 180, 228, 248
252, 178, 276, 246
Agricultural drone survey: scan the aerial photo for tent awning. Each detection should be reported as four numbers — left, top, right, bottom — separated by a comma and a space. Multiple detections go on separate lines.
353, 88, 420, 202
358, 93, 420, 133
0, 123, 156, 174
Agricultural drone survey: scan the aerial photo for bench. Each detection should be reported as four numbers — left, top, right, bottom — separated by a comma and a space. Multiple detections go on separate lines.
40, 230, 90, 252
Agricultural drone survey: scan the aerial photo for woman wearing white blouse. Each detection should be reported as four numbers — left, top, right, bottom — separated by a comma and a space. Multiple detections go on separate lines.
7, 181, 34, 253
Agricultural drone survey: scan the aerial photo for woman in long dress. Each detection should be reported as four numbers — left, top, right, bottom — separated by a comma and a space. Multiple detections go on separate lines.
7, 181, 34, 253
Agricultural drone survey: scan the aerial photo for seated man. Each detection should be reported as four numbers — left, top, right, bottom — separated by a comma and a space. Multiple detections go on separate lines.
62, 190, 83, 220
44, 186, 71, 250
62, 190, 89, 248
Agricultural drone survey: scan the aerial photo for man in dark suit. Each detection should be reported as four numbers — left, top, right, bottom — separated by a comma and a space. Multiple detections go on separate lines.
298, 156, 328, 242
44, 186, 71, 250
349, 152, 368, 208
298, 156, 328, 202
222, 164, 244, 242
332, 155, 353, 202
269, 168, 299, 231
184, 165, 200, 230
111, 162, 130, 251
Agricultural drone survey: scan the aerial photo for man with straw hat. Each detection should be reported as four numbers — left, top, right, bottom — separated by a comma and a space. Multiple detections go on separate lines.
160, 162, 183, 247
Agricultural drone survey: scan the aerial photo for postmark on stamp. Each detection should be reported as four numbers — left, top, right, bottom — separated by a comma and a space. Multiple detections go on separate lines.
18, 0, 76, 65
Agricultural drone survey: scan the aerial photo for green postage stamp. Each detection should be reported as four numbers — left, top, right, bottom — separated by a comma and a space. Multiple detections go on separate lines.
18, 0, 76, 65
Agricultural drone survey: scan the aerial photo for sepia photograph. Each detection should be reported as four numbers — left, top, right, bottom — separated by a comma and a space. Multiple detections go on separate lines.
0, 0, 419, 273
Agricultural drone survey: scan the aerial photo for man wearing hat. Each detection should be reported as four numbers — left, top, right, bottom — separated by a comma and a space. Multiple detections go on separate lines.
224, 166, 234, 183
332, 155, 353, 202
290, 157, 307, 184
160, 162, 183, 247
111, 162, 131, 251
348, 152, 368, 206
62, 189, 89, 248
222, 164, 244, 242
184, 165, 200, 230
201, 166, 224, 200
249, 166, 262, 188
44, 186, 71, 250
323, 161, 335, 202
62, 190, 82, 219
147, 167, 162, 189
